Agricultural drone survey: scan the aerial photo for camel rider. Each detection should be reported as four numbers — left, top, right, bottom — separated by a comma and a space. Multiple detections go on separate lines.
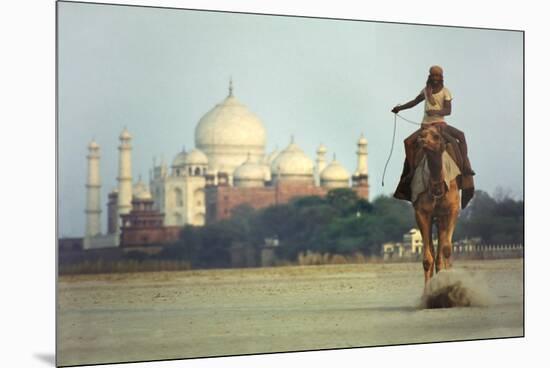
391, 65, 475, 201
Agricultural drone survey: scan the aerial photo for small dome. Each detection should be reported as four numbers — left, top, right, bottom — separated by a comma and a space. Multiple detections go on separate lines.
134, 188, 152, 200
321, 158, 350, 184
172, 150, 187, 167
271, 138, 314, 181
184, 148, 208, 166
317, 143, 327, 154
133, 178, 152, 200
358, 133, 368, 145
234, 155, 266, 185
119, 128, 132, 140
88, 140, 99, 149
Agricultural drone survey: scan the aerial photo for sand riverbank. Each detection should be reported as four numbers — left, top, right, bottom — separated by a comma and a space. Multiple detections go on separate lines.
57, 259, 523, 366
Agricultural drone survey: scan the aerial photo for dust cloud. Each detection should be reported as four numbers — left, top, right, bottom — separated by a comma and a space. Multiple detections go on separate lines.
420, 269, 493, 309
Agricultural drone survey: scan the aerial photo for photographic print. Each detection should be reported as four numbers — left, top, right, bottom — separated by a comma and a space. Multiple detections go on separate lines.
56, 1, 524, 366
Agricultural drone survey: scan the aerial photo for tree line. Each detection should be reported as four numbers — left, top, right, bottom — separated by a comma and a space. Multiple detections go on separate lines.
453, 190, 523, 244
148, 188, 522, 268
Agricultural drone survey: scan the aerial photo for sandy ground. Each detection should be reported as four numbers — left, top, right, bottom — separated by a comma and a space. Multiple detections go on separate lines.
57, 259, 523, 366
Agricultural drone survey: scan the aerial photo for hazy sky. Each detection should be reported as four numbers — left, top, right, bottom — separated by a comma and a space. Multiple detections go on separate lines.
58, 2, 523, 237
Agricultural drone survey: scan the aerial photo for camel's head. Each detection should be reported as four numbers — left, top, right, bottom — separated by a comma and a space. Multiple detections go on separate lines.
417, 125, 446, 153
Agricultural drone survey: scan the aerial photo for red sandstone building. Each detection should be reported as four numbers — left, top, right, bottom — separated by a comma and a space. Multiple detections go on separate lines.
204, 138, 369, 223
119, 183, 181, 249
206, 181, 368, 223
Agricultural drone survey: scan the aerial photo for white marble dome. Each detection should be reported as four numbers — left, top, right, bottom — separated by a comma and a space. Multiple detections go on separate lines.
271, 139, 314, 182
134, 188, 152, 201
234, 155, 266, 187
320, 157, 350, 188
172, 150, 187, 167
133, 179, 152, 200
195, 87, 266, 174
184, 148, 208, 166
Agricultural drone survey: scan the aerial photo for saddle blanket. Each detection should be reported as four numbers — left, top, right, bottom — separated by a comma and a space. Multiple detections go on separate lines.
411, 151, 461, 204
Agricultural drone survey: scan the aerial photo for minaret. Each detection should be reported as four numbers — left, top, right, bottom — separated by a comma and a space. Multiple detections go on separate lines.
85, 139, 101, 238
107, 188, 118, 235
352, 133, 369, 188
315, 143, 327, 186
117, 128, 133, 233
356, 133, 368, 175
160, 156, 167, 178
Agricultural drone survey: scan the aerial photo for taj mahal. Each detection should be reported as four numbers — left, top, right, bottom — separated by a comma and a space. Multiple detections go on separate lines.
82, 81, 370, 249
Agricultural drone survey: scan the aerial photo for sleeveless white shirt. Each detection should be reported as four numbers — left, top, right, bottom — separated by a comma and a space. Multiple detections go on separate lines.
421, 87, 452, 124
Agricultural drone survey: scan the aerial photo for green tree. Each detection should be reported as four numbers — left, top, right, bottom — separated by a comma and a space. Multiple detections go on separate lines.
154, 189, 522, 268
454, 190, 523, 243
326, 188, 360, 215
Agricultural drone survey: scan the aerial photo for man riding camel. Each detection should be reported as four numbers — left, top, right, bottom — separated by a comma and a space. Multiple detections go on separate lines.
391, 65, 475, 204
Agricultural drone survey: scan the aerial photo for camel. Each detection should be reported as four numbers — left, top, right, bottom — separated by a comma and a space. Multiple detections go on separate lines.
412, 125, 461, 287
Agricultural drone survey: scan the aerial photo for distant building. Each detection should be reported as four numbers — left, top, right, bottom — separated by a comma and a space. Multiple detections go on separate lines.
77, 81, 370, 249
382, 242, 403, 260
403, 228, 423, 256
382, 228, 424, 261
119, 179, 181, 249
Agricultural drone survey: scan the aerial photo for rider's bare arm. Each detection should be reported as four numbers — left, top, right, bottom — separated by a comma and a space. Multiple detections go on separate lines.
426, 99, 452, 117
392, 92, 425, 113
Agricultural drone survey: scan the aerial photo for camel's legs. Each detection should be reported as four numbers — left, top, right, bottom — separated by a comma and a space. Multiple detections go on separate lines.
444, 206, 460, 269
415, 210, 434, 285
428, 216, 435, 274
436, 214, 456, 271
436, 188, 461, 272
435, 218, 446, 272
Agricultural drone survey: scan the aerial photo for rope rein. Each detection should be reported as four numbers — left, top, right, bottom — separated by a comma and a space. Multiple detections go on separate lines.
395, 113, 422, 126
381, 114, 397, 187
381, 113, 422, 187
